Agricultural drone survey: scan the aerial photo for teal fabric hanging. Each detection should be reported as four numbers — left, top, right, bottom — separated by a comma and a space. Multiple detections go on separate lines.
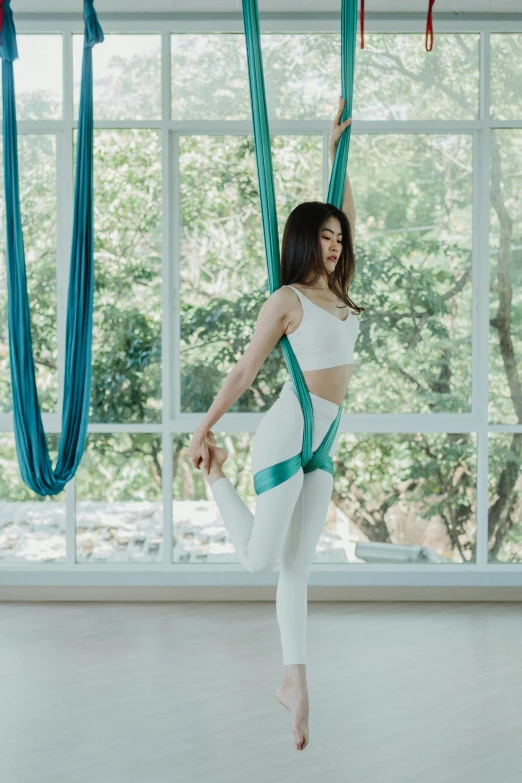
241, 0, 358, 495
0, 0, 103, 495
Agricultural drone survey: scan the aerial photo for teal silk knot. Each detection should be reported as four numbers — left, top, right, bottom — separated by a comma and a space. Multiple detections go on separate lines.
84, 0, 104, 48
0, 0, 18, 62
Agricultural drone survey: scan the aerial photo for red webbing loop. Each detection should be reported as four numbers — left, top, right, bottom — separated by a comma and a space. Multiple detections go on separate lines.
425, 0, 435, 52
360, 0, 364, 49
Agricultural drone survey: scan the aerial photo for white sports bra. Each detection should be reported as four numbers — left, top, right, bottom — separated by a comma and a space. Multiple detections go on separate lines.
284, 285, 360, 372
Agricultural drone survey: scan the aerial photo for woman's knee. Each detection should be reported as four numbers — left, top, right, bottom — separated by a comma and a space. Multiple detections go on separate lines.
245, 550, 278, 574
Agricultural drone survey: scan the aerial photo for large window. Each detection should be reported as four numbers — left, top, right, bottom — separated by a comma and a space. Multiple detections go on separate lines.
0, 25, 520, 572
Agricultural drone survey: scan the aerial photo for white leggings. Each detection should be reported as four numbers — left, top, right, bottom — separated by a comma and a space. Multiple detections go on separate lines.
209, 380, 341, 665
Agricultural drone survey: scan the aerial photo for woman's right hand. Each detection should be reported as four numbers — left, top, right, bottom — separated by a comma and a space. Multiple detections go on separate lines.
188, 429, 216, 475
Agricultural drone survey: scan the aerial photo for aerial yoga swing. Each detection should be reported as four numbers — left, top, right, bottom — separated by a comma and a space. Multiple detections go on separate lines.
231, 0, 435, 495
246, 0, 357, 496
189, 0, 358, 680
0, 0, 103, 496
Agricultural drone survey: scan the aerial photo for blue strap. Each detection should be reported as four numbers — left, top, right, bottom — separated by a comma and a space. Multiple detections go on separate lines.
254, 454, 302, 496
1, 0, 104, 494
242, 0, 357, 495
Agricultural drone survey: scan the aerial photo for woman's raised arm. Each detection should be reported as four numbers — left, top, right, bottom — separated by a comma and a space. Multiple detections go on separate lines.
328, 97, 356, 238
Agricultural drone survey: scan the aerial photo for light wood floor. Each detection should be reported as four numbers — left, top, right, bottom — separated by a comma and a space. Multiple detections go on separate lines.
1, 601, 521, 782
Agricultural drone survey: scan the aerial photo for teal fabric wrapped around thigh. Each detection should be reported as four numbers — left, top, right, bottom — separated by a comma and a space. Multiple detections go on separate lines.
242, 0, 357, 494
253, 407, 342, 495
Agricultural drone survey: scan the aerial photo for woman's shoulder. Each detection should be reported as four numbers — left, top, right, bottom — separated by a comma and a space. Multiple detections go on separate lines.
264, 285, 296, 307
268, 285, 298, 302
264, 286, 301, 320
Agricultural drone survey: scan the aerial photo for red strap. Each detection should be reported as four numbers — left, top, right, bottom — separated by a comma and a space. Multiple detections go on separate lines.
360, 0, 365, 49
425, 0, 435, 52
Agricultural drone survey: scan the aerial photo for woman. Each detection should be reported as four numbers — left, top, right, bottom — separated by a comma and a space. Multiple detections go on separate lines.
187, 97, 363, 752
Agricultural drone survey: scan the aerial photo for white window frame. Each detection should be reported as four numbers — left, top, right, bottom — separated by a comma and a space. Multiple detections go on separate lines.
1, 12, 522, 596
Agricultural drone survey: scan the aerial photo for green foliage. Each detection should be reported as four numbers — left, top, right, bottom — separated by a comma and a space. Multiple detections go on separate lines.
332, 431, 476, 562
75, 433, 162, 501
88, 128, 162, 424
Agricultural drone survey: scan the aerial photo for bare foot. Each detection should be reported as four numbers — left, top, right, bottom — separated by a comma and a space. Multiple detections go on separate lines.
276, 681, 310, 751
209, 444, 229, 468
202, 432, 229, 468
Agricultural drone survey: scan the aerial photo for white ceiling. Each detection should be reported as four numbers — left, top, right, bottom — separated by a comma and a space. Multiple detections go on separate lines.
10, 0, 522, 14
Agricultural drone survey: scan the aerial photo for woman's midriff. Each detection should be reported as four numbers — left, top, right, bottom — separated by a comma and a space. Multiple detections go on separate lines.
300, 364, 355, 407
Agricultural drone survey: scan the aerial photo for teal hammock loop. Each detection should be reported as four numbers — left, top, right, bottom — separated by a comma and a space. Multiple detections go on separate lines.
0, 0, 104, 495
242, 0, 358, 495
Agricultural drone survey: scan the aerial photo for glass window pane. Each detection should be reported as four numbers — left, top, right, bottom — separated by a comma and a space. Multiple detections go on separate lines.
0, 35, 62, 121
490, 34, 522, 120
0, 135, 58, 413
82, 129, 162, 423
489, 130, 522, 425
178, 134, 322, 414
488, 433, 522, 563
334, 432, 477, 564
171, 34, 250, 120
354, 34, 479, 120
171, 32, 478, 122
73, 34, 161, 120
0, 434, 65, 564
347, 133, 473, 414
75, 434, 163, 564
261, 34, 340, 120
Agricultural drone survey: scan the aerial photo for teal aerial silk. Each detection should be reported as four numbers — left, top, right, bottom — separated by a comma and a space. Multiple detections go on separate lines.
0, 0, 103, 495
241, 0, 358, 495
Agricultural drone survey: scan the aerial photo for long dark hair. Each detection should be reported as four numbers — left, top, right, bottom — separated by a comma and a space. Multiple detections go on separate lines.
280, 201, 364, 315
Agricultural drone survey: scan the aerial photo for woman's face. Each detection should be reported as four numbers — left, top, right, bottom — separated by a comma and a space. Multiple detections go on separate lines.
319, 216, 343, 273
